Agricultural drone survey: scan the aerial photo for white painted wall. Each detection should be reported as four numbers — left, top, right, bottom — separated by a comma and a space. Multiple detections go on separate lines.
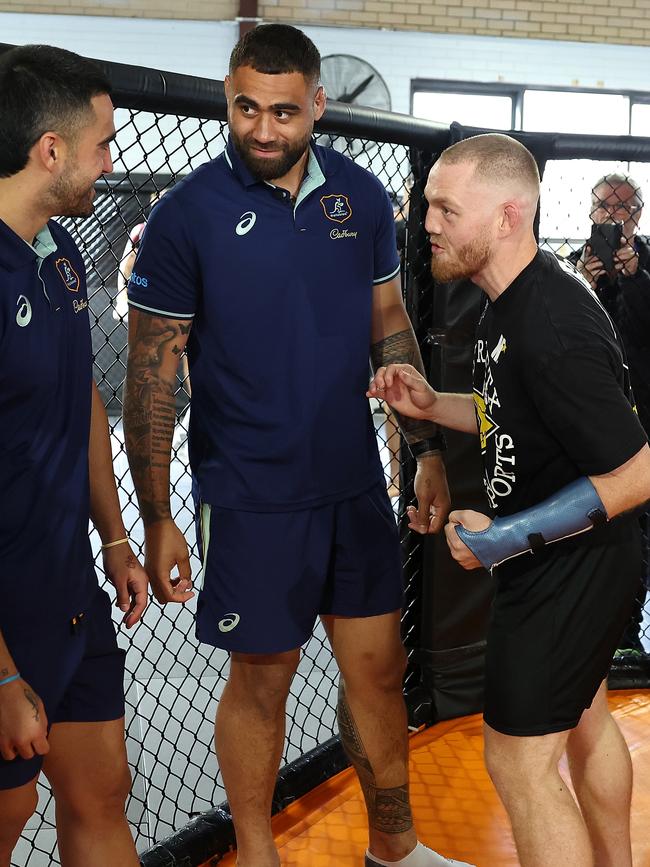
0, 12, 237, 78
3, 13, 650, 112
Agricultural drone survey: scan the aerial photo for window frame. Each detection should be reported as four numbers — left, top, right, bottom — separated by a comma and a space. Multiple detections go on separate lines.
410, 78, 650, 135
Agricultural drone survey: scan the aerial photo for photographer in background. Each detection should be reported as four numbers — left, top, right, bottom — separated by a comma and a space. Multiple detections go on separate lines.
570, 173, 650, 658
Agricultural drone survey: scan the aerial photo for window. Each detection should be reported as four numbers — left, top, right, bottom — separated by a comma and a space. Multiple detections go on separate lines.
523, 90, 629, 135
412, 90, 512, 130
411, 80, 650, 243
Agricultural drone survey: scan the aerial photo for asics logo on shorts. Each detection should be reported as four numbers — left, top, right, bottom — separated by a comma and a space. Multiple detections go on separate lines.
235, 211, 256, 236
16, 295, 32, 327
218, 612, 241, 633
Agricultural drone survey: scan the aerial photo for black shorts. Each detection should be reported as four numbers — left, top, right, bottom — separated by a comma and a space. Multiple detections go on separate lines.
484, 517, 640, 737
0, 587, 126, 790
195, 482, 404, 654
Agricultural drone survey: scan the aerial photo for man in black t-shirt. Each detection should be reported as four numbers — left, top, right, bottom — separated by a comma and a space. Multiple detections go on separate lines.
369, 134, 650, 866
568, 173, 650, 655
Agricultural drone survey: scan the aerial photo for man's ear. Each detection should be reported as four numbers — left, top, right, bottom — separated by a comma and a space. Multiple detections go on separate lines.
314, 84, 326, 122
35, 132, 62, 172
500, 202, 520, 236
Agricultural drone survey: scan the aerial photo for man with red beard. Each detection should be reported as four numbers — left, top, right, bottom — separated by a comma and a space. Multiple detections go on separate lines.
125, 22, 470, 867
369, 133, 650, 867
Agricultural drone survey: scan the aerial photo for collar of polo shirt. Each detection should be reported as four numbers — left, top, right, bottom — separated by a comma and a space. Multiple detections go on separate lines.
30, 224, 58, 260
0, 219, 57, 270
224, 136, 327, 209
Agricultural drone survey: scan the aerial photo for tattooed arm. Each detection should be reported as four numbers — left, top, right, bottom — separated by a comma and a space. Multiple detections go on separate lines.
0, 630, 49, 761
123, 309, 194, 605
89, 381, 149, 626
369, 279, 441, 448
369, 277, 451, 533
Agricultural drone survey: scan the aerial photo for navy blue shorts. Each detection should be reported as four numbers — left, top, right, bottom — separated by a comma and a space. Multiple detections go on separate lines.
0, 587, 126, 790
195, 482, 403, 653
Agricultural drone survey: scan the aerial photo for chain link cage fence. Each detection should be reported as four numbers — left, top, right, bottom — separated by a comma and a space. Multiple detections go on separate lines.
1, 47, 650, 866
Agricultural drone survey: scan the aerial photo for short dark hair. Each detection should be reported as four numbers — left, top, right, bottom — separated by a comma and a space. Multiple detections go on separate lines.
229, 24, 320, 85
0, 44, 111, 178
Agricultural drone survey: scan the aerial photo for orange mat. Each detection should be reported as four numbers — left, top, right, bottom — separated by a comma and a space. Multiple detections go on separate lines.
215, 691, 650, 866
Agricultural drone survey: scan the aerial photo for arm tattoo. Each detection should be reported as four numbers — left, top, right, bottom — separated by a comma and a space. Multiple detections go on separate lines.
337, 682, 413, 835
124, 314, 187, 526
370, 328, 440, 445
24, 688, 40, 722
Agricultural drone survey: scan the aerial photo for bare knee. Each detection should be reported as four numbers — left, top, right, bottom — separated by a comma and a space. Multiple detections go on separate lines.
484, 738, 522, 797
343, 644, 407, 697
227, 650, 300, 719
569, 684, 614, 757
54, 763, 131, 827
484, 726, 567, 801
0, 779, 38, 860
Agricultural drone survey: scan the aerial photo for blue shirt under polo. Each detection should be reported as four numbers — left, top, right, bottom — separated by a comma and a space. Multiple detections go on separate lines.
0, 218, 96, 638
128, 139, 400, 512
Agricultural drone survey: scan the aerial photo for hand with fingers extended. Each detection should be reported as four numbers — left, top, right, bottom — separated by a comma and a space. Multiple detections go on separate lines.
144, 519, 194, 605
102, 542, 149, 628
407, 454, 451, 535
444, 509, 492, 570
367, 363, 437, 421
0, 678, 49, 762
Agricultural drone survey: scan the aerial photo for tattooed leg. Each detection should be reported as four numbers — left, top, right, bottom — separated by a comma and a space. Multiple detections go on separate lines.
338, 680, 416, 845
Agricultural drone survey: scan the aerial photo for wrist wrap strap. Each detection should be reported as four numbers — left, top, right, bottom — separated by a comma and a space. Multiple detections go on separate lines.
455, 477, 608, 571
409, 432, 447, 458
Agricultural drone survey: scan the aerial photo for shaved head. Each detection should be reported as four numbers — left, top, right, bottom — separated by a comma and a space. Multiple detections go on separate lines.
424, 133, 540, 294
438, 133, 540, 205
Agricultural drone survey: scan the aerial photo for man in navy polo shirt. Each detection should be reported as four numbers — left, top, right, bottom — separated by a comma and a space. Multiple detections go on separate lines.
0, 45, 147, 866
125, 25, 468, 867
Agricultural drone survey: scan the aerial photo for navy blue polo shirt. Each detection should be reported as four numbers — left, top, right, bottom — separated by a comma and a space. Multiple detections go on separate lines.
128, 139, 400, 512
0, 218, 96, 639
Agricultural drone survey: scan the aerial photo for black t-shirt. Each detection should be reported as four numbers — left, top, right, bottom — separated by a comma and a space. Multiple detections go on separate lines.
473, 249, 647, 526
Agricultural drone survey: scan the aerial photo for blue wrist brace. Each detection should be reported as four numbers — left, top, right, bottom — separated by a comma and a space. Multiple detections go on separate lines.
455, 477, 608, 571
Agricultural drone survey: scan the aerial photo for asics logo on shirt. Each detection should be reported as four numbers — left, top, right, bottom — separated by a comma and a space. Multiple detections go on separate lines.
235, 211, 257, 236
16, 295, 32, 327
218, 612, 241, 633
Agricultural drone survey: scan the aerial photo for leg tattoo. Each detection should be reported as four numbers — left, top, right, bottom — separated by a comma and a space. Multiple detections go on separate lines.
337, 681, 413, 835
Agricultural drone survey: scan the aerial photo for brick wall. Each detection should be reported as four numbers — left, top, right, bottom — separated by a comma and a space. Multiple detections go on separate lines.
0, 1, 648, 47
261, 0, 650, 46
0, 0, 236, 19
